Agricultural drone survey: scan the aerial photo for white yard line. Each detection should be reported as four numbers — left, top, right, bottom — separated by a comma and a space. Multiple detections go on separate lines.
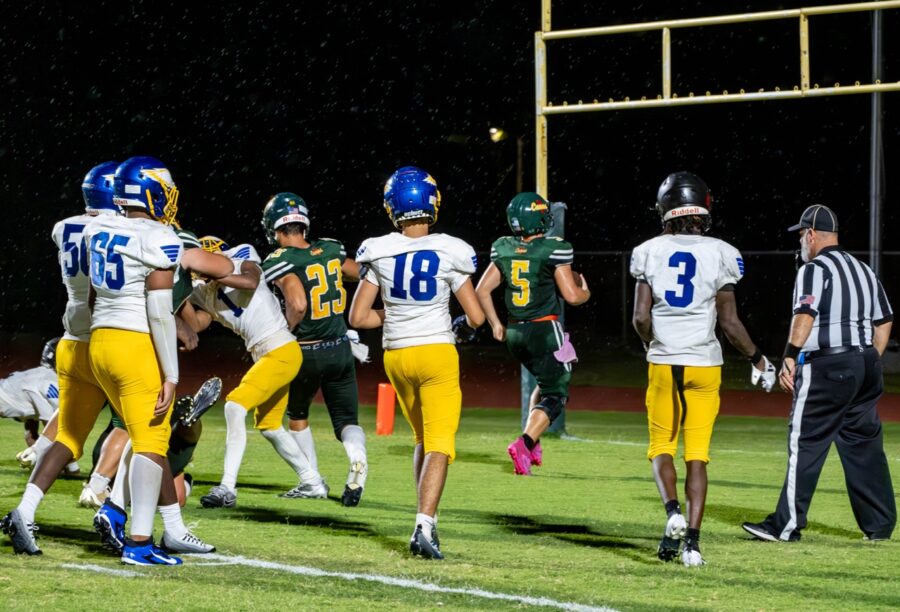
61, 563, 141, 578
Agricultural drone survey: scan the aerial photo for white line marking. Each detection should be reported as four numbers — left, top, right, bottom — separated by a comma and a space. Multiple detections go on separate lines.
61, 563, 141, 578
200, 553, 616, 612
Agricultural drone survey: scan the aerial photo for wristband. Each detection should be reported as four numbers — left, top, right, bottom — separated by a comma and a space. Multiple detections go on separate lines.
783, 343, 801, 361
748, 348, 763, 364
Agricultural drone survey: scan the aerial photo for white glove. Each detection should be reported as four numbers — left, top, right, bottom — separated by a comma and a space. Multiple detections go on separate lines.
751, 355, 777, 392
346, 330, 370, 363
16, 446, 37, 469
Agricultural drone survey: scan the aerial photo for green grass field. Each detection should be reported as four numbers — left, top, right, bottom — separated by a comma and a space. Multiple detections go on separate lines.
1, 406, 898, 611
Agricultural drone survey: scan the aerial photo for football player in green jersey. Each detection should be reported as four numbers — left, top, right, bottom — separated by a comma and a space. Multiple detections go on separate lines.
475, 192, 591, 475
260, 193, 369, 506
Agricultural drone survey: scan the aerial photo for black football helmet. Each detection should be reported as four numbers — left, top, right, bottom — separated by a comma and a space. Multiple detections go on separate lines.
41, 337, 61, 369
655, 172, 712, 226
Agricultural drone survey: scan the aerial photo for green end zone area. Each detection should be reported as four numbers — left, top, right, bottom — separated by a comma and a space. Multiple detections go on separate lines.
1, 406, 898, 610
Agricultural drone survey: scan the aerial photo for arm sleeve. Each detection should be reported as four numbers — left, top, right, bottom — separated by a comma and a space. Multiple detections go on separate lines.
717, 244, 744, 289
792, 263, 825, 317
147, 288, 179, 384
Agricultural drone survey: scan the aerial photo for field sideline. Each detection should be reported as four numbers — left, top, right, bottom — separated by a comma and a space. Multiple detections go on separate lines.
1, 406, 898, 610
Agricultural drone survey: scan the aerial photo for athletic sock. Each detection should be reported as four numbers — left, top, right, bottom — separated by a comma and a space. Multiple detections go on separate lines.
522, 434, 536, 451
16, 483, 44, 525
109, 441, 133, 508
261, 427, 320, 483
416, 512, 436, 540
340, 425, 367, 465
129, 454, 163, 538
222, 401, 248, 491
665, 500, 682, 518
158, 503, 187, 539
290, 426, 319, 473
89, 472, 111, 496
685, 528, 701, 551
32, 435, 53, 461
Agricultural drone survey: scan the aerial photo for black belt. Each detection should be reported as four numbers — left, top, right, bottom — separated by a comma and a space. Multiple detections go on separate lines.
299, 335, 348, 351
801, 345, 869, 361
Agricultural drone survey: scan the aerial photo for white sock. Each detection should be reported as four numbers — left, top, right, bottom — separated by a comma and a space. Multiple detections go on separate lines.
261, 427, 320, 483
158, 503, 187, 539
109, 441, 133, 509
65, 461, 81, 474
16, 483, 44, 525
416, 512, 436, 539
183, 477, 192, 500
290, 426, 319, 473
89, 472, 111, 496
129, 454, 162, 538
341, 425, 367, 465
221, 401, 248, 491
32, 435, 53, 461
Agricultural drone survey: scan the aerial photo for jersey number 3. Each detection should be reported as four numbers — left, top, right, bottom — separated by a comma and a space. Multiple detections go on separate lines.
90, 232, 131, 291
664, 251, 696, 308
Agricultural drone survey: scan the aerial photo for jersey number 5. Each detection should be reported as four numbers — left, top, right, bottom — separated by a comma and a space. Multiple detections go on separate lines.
664, 251, 696, 308
510, 260, 531, 306
89, 232, 131, 291
306, 259, 346, 319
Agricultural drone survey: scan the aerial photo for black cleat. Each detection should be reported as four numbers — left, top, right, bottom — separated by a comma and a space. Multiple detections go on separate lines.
657, 535, 680, 562
1, 510, 42, 556
179, 377, 223, 427
410, 525, 444, 560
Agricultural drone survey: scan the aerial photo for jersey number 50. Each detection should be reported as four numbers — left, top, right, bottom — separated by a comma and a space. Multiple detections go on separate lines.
90, 232, 131, 291
664, 251, 696, 308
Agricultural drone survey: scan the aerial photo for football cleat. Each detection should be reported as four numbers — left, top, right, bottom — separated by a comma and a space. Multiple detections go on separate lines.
507, 437, 533, 476
161, 530, 216, 554
409, 524, 444, 560
341, 461, 368, 507
665, 513, 687, 540
280, 480, 329, 499
79, 482, 108, 510
682, 545, 706, 567
15, 446, 37, 469
657, 535, 681, 562
741, 521, 787, 542
200, 485, 237, 508
94, 500, 128, 554
1, 510, 42, 555
121, 537, 182, 566
175, 376, 223, 427
62, 462, 81, 477
530, 441, 543, 467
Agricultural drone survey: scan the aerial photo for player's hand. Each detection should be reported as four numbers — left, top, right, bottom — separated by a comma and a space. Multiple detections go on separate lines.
492, 323, 507, 342
452, 315, 478, 344
751, 355, 777, 392
16, 446, 37, 469
155, 381, 177, 416
778, 358, 796, 394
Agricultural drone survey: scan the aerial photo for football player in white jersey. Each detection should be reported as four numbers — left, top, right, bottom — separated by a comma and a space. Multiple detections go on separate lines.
349, 166, 485, 560
2, 162, 122, 556
630, 171, 776, 567
184, 238, 324, 509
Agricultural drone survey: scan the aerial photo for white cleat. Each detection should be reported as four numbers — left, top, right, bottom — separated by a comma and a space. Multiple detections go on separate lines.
161, 530, 216, 554
665, 513, 687, 539
16, 447, 37, 469
682, 547, 706, 567
280, 480, 329, 499
78, 483, 108, 509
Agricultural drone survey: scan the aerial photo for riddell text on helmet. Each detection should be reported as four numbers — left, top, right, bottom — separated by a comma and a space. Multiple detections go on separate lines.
668, 206, 708, 218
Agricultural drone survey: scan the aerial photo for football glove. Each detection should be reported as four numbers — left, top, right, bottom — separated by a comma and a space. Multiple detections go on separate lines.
452, 315, 478, 344
751, 355, 777, 392
346, 329, 371, 363
16, 446, 37, 469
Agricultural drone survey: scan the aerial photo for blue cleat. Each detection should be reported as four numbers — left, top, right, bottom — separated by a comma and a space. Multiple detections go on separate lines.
93, 500, 127, 554
121, 537, 182, 566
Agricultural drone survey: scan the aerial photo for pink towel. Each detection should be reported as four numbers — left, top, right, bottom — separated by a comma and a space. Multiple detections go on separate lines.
553, 333, 578, 364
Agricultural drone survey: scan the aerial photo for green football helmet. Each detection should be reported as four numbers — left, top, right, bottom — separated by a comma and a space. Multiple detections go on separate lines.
506, 192, 552, 237
261, 192, 310, 245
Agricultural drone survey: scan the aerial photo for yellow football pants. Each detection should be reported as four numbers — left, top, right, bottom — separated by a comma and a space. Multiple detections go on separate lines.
55, 338, 109, 459
383, 343, 461, 463
226, 341, 301, 431
645, 363, 721, 463
89, 328, 171, 455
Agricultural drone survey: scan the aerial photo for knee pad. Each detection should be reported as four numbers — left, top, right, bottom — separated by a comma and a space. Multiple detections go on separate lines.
535, 394, 566, 423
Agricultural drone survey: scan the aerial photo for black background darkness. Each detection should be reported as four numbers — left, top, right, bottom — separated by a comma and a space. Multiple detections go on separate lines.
1, 1, 897, 349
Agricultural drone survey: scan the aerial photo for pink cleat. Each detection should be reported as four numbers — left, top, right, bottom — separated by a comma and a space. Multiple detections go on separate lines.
530, 441, 543, 467
507, 438, 533, 475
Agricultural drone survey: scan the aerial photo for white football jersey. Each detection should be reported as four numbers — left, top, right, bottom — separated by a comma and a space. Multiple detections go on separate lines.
630, 233, 744, 366
0, 366, 59, 421
356, 232, 477, 350
83, 216, 183, 333
189, 243, 294, 358
51, 211, 117, 341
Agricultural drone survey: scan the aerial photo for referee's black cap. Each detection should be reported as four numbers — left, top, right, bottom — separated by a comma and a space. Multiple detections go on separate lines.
787, 204, 839, 232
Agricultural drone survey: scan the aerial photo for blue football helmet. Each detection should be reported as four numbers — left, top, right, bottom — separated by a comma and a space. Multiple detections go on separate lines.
82, 161, 120, 213
113, 156, 180, 225
383, 166, 441, 228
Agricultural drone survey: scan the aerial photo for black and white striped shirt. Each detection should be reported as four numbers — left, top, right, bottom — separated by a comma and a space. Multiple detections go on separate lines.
792, 246, 893, 351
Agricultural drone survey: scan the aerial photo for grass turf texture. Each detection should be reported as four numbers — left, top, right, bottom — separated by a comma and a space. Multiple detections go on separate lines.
1, 406, 898, 611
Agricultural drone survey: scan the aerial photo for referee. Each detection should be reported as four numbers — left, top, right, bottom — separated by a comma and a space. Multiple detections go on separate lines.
743, 204, 896, 542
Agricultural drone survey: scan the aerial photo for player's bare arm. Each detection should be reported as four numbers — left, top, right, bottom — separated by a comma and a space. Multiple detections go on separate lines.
453, 278, 485, 329
341, 258, 361, 282
632, 281, 653, 345
174, 313, 199, 351
273, 273, 308, 330
873, 321, 892, 355
715, 289, 764, 369
475, 263, 506, 341
779, 313, 815, 394
146, 268, 178, 415
553, 264, 590, 305
182, 248, 233, 280
216, 260, 261, 291
348, 279, 385, 329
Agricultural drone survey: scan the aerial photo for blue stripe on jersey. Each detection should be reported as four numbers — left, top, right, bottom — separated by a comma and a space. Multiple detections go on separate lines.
160, 245, 181, 263
471, 254, 478, 268
737, 257, 745, 274
233, 246, 252, 260
46, 384, 59, 399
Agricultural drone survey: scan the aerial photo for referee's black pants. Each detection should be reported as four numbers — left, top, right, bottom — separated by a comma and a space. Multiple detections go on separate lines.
763, 347, 896, 541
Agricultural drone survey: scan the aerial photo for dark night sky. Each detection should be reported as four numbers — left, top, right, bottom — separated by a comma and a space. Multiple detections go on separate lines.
1, 1, 897, 341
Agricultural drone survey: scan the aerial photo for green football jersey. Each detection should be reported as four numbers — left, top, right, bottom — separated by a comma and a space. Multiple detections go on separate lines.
262, 238, 348, 340
173, 228, 201, 311
490, 235, 574, 321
